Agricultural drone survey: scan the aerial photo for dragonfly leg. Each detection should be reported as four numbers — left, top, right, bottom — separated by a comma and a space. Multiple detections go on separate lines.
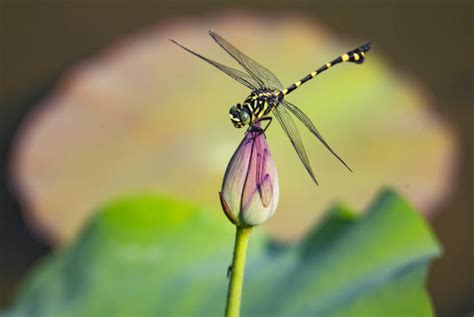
249, 117, 272, 137
259, 117, 273, 132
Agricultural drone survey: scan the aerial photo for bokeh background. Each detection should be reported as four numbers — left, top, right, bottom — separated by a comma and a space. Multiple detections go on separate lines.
0, 1, 472, 317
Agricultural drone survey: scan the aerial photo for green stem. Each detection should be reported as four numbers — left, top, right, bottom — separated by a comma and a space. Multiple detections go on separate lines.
224, 226, 252, 317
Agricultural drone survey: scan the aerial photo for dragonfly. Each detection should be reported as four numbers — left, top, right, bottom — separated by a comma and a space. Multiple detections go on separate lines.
170, 31, 372, 184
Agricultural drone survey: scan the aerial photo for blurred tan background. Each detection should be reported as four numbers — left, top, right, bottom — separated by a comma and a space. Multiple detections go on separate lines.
0, 1, 472, 317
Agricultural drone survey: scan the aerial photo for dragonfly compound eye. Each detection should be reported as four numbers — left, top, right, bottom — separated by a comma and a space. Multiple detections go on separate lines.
229, 105, 241, 122
240, 111, 250, 124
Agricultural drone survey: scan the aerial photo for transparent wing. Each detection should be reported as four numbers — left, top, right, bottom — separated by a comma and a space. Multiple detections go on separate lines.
280, 100, 352, 172
170, 39, 260, 90
272, 105, 318, 185
209, 31, 283, 90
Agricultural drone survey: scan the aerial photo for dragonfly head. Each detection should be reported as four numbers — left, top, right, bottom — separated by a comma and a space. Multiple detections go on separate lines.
229, 104, 250, 128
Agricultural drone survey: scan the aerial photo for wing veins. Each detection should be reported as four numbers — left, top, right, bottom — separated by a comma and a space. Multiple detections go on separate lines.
281, 100, 352, 172
272, 105, 318, 185
209, 31, 283, 90
170, 39, 260, 90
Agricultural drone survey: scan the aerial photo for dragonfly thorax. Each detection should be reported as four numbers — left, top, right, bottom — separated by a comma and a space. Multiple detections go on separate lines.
229, 90, 281, 129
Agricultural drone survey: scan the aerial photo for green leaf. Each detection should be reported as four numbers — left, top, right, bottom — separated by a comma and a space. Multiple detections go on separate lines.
6, 189, 440, 316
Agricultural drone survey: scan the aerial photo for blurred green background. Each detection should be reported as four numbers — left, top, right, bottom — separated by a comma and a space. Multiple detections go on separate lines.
4, 190, 443, 316
0, 1, 472, 317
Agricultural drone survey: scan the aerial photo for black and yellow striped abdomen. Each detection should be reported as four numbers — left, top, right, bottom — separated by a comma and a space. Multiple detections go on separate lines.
282, 42, 372, 96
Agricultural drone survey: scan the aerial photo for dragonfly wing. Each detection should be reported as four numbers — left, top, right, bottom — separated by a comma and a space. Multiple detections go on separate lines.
209, 31, 283, 90
170, 39, 260, 90
272, 105, 318, 185
281, 100, 352, 171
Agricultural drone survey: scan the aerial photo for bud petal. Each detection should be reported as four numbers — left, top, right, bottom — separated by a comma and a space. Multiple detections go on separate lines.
220, 129, 279, 226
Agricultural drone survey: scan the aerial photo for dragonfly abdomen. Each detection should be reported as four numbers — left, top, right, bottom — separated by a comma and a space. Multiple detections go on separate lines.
282, 42, 372, 96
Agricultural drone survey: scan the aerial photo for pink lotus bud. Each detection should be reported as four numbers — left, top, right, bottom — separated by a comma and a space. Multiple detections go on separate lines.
219, 129, 279, 227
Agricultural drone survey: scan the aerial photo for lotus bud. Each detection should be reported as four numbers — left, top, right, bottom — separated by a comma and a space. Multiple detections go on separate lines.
219, 128, 279, 227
